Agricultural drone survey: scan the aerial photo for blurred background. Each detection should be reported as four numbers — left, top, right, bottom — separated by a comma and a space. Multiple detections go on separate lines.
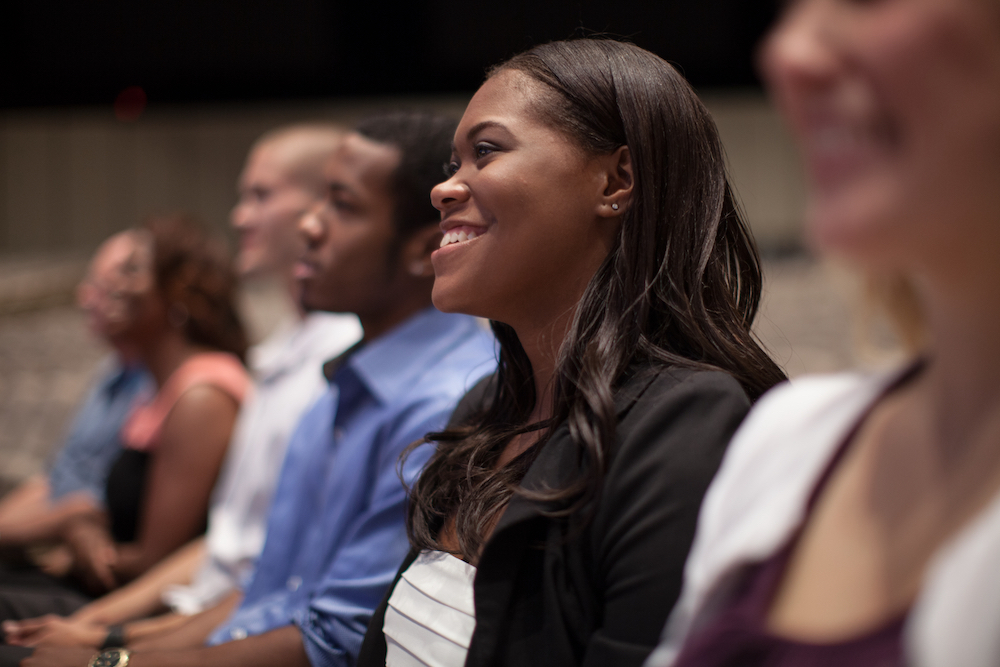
0, 0, 901, 489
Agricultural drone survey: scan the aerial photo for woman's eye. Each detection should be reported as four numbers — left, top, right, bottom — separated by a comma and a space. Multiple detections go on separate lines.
332, 199, 356, 213
474, 143, 495, 159
443, 160, 460, 177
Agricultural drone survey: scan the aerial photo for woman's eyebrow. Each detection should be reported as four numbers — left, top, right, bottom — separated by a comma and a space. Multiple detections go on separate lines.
466, 120, 508, 142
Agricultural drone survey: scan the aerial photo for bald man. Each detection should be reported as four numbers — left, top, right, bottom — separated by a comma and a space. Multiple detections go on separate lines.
1, 126, 361, 648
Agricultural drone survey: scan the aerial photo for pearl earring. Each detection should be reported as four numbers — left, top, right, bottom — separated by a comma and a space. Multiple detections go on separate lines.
611, 203, 619, 211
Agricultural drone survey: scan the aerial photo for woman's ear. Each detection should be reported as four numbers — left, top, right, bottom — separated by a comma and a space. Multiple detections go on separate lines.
399, 223, 442, 279
597, 145, 634, 218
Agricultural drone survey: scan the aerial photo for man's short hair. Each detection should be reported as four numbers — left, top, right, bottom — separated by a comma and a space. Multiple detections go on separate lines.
354, 111, 458, 239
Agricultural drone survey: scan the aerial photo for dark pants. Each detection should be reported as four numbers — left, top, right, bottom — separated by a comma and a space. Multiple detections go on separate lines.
0, 645, 32, 667
0, 566, 92, 623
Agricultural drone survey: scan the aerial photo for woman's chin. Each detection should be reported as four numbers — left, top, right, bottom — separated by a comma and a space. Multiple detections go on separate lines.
431, 283, 489, 319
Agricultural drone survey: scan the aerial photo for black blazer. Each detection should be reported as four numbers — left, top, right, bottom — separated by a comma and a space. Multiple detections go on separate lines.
358, 365, 751, 667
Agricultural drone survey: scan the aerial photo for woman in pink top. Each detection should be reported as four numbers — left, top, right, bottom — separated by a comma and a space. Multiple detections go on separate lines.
62, 215, 250, 596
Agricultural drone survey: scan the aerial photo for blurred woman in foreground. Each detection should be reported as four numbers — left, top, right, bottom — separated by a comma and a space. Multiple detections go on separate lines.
0, 216, 249, 620
358, 38, 784, 666
647, 1, 1000, 665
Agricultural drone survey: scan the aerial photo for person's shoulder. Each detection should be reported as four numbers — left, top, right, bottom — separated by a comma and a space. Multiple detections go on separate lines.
621, 366, 751, 425
447, 372, 496, 428
641, 366, 749, 401
411, 317, 496, 400
727, 370, 885, 458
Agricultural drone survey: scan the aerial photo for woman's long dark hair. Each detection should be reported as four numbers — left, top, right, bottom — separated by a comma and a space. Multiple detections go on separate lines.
407, 39, 786, 559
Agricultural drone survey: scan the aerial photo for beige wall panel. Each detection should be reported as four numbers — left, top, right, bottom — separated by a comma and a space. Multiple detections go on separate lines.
3, 118, 52, 251
133, 120, 202, 223
704, 92, 807, 250
1, 92, 802, 255
66, 115, 115, 247
103, 125, 140, 238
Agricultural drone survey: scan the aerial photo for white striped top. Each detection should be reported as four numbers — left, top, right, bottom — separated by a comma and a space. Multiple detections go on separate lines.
383, 550, 478, 666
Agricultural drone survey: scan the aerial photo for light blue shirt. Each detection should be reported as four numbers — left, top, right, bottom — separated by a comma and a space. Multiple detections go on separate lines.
48, 359, 153, 502
207, 308, 496, 667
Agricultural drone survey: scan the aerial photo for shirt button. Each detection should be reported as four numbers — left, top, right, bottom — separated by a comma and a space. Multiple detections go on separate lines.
230, 627, 248, 640
333, 427, 345, 440
287, 575, 303, 591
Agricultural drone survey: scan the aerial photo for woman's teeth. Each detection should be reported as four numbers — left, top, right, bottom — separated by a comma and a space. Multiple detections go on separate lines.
439, 229, 479, 248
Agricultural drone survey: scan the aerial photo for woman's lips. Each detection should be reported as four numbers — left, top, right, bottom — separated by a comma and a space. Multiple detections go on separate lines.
438, 224, 487, 249
293, 259, 317, 280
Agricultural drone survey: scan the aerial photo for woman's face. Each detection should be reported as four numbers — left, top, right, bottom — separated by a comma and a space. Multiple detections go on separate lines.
761, 0, 1000, 271
430, 70, 620, 330
78, 231, 160, 347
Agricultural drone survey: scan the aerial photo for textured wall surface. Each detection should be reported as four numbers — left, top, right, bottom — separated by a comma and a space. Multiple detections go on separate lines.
0, 92, 805, 257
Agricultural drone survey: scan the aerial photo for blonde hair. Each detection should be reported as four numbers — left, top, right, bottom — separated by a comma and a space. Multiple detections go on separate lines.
864, 272, 925, 353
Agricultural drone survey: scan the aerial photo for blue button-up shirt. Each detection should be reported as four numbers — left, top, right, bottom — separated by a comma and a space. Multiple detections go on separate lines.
48, 359, 153, 502
208, 308, 496, 667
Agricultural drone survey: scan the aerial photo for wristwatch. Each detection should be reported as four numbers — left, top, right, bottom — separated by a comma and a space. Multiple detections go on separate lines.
87, 647, 130, 667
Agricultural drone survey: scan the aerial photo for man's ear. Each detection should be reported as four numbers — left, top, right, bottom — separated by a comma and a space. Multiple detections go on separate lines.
398, 223, 442, 279
596, 145, 634, 219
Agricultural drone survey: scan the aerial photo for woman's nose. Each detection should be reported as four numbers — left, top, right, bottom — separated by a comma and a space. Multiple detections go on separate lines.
759, 0, 839, 103
431, 175, 471, 213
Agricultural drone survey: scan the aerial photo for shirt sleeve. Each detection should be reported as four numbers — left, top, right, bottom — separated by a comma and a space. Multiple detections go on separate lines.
291, 400, 446, 667
582, 371, 751, 666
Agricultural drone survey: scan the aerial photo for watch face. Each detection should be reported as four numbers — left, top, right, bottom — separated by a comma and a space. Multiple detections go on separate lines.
92, 649, 128, 667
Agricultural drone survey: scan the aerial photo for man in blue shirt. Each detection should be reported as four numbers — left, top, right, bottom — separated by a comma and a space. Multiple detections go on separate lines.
18, 111, 494, 667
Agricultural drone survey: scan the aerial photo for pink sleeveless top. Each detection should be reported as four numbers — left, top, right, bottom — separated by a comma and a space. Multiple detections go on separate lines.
121, 352, 250, 452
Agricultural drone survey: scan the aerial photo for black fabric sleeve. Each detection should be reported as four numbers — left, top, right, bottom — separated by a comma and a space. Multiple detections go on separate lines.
581, 370, 750, 666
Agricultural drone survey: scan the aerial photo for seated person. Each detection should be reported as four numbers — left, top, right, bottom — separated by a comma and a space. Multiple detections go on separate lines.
356, 39, 785, 667
647, 0, 1000, 665
0, 216, 250, 622
2, 124, 362, 643
8, 111, 496, 667
0, 237, 153, 561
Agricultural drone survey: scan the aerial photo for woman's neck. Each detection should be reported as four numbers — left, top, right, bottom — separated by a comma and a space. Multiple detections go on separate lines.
909, 261, 1000, 458
139, 330, 202, 388
515, 306, 577, 426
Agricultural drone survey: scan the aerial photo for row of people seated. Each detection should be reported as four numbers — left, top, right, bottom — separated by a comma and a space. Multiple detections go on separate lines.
2, 0, 999, 662
0, 215, 251, 607
0, 127, 362, 623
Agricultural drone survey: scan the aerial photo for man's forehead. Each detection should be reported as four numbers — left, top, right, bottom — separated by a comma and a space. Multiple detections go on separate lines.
324, 133, 400, 191
241, 142, 296, 187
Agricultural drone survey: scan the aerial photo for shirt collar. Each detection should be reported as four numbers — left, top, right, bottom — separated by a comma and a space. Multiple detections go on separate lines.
324, 307, 482, 405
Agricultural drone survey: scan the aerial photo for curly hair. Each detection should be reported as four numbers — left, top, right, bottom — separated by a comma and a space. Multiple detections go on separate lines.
143, 214, 248, 363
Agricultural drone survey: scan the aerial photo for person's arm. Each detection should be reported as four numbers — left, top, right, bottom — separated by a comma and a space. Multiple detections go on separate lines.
0, 476, 99, 547
111, 385, 238, 583
74, 537, 206, 625
2, 539, 211, 649
579, 371, 751, 666
23, 625, 308, 667
123, 589, 242, 651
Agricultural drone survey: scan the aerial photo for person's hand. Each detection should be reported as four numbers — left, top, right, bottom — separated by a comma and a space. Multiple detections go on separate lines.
21, 645, 101, 667
2, 615, 106, 648
62, 519, 118, 594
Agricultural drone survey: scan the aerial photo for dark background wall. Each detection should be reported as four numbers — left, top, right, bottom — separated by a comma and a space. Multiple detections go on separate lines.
0, 1, 802, 260
2, 0, 777, 109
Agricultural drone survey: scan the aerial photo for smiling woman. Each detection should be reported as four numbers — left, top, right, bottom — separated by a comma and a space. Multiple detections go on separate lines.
646, 0, 1000, 666
356, 38, 786, 667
